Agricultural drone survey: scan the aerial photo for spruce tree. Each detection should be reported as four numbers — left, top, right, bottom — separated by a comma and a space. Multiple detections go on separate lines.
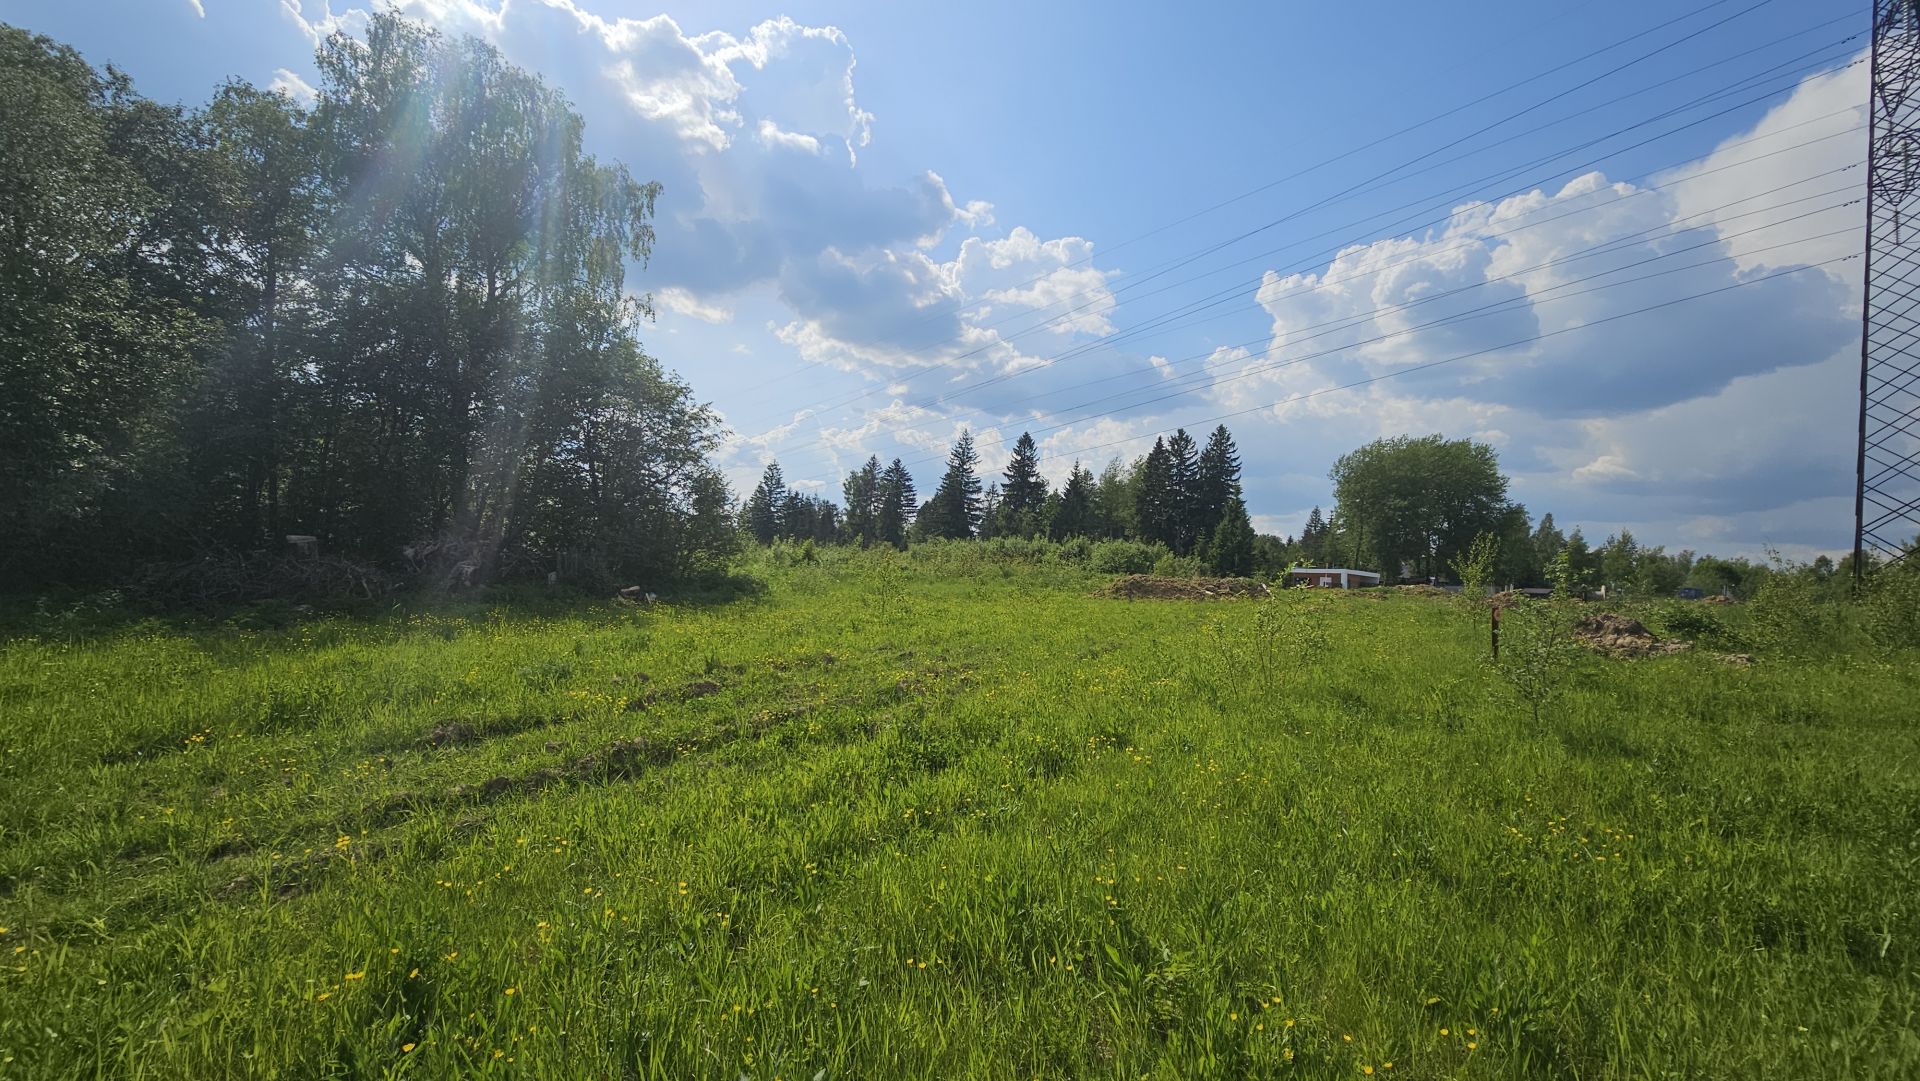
922, 431, 982, 539
1132, 439, 1174, 548
745, 461, 787, 544
1051, 462, 1095, 539
842, 456, 880, 546
1301, 506, 1328, 564
1194, 425, 1243, 544
1208, 496, 1256, 577
978, 483, 1003, 539
876, 458, 916, 550
1164, 429, 1200, 555
1000, 431, 1048, 537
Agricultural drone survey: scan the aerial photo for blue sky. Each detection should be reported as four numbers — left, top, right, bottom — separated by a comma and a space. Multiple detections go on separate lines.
0, 0, 1869, 557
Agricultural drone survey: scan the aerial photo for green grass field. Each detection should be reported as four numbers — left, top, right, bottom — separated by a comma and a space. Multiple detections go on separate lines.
2, 551, 1917, 1078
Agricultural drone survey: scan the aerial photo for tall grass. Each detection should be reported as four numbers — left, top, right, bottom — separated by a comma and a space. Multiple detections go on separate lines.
0, 557, 1915, 1078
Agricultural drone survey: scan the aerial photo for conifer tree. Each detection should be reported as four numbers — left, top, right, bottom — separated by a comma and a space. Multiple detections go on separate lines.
1164, 428, 1200, 554
999, 431, 1048, 537
745, 461, 787, 544
920, 431, 982, 539
978, 483, 1003, 539
1194, 425, 1243, 544
876, 458, 916, 550
1301, 506, 1328, 564
842, 456, 881, 546
1051, 461, 1096, 539
1132, 438, 1175, 548
1208, 496, 1256, 577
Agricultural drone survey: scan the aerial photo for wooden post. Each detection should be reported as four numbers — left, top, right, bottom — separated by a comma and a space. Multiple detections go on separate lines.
1490, 604, 1501, 662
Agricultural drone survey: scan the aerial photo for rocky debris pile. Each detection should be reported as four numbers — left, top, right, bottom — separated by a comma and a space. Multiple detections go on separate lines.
1574, 613, 1691, 658
1096, 575, 1272, 601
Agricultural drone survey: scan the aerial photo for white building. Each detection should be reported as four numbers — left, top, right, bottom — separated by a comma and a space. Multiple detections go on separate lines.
1285, 567, 1382, 589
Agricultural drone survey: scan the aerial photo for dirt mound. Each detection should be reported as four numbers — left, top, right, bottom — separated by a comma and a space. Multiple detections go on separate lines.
1396, 583, 1449, 597
1704, 594, 1737, 605
1097, 575, 1272, 600
1574, 613, 1691, 658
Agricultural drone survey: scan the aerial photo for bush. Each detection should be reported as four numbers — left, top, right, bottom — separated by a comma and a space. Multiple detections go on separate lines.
1862, 563, 1920, 652
1492, 600, 1584, 727
1650, 601, 1745, 650
1746, 562, 1843, 656
1089, 539, 1167, 575
1150, 553, 1206, 578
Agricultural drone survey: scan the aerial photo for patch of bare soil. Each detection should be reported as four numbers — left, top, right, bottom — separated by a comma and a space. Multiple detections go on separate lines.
1574, 613, 1691, 658
1097, 575, 1272, 600
1396, 584, 1449, 597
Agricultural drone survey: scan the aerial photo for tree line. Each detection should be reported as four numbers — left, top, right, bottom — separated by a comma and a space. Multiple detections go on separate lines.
746, 427, 1854, 597
744, 425, 1259, 576
0, 16, 735, 591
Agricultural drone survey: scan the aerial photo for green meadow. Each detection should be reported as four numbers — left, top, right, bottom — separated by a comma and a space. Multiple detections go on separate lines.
1, 549, 1916, 1079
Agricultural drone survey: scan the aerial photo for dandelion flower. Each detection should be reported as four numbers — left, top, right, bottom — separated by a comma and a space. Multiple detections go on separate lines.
1363, 1068, 1374, 1076
315, 992, 332, 1001
401, 1043, 415, 1053
1440, 1028, 1449, 1036
504, 987, 517, 995
344, 971, 364, 981
1468, 1041, 1478, 1051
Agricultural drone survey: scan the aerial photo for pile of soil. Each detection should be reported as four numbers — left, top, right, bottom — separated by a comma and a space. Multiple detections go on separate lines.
1396, 584, 1449, 597
1097, 575, 1272, 600
1574, 613, 1691, 658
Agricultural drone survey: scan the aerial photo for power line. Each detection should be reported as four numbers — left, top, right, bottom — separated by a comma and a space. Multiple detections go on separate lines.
1025, 254, 1857, 469
888, 214, 1862, 472
1016, 182, 1864, 429
944, 162, 1864, 429
903, 117, 1864, 421
756, 111, 1863, 462
828, 0, 1776, 348
986, 214, 1863, 455
971, 3, 1836, 348
751, 51, 1863, 447
732, 0, 1812, 409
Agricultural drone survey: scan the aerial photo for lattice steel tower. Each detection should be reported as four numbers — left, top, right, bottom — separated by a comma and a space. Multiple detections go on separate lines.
1858, 0, 1920, 573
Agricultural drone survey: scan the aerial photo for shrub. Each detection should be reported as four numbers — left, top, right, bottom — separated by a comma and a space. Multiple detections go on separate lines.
1089, 539, 1166, 575
1651, 601, 1745, 650
1862, 563, 1920, 652
1746, 559, 1842, 656
1450, 531, 1500, 601
1492, 600, 1583, 727
1150, 553, 1205, 578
